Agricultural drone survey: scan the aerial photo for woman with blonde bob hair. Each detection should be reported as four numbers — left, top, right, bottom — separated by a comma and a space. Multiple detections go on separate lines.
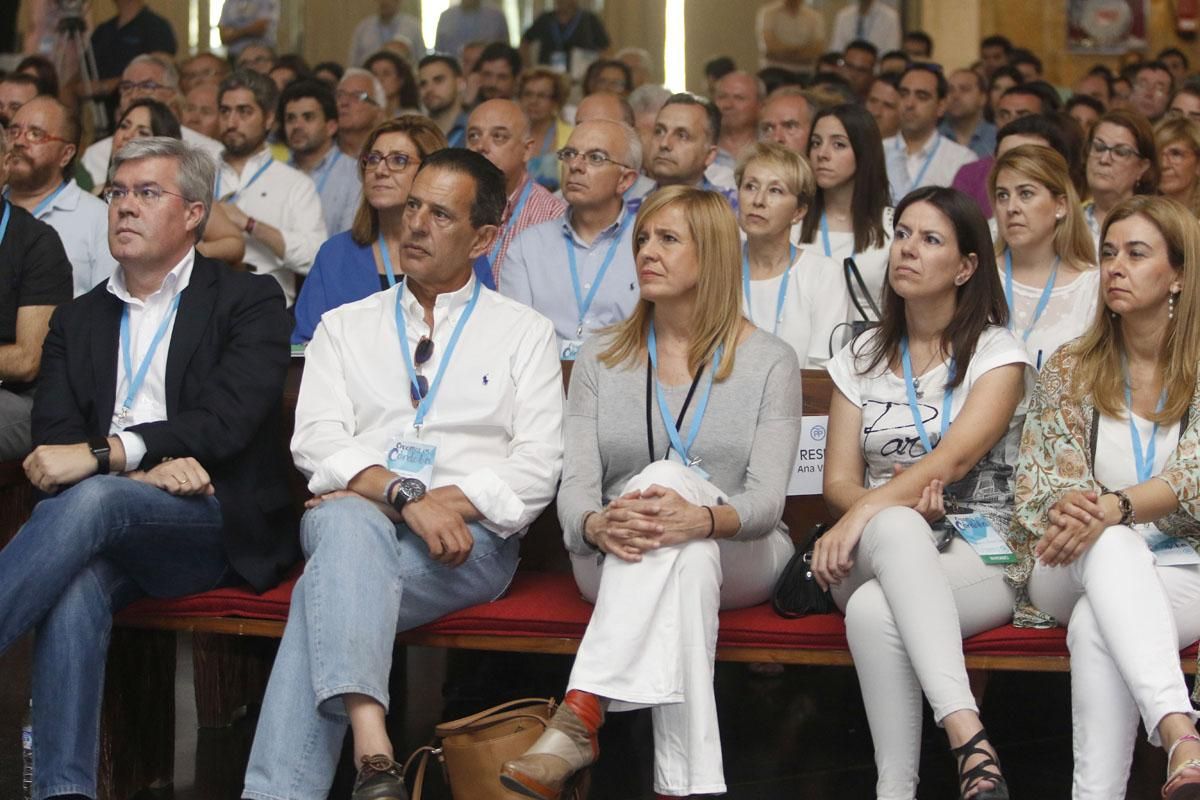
990, 144, 1099, 369
736, 141, 849, 367
1013, 195, 1200, 799
1155, 115, 1200, 217
292, 115, 447, 342
501, 186, 803, 799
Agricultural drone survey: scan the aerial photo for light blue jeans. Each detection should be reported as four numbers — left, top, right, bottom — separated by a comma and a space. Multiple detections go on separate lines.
0, 475, 229, 800
242, 496, 520, 800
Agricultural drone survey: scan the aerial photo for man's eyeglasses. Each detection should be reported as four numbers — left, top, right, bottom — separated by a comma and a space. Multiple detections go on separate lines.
1089, 139, 1142, 161
336, 89, 377, 106
410, 337, 434, 407
238, 54, 274, 68
362, 151, 415, 172
5, 124, 71, 146
102, 184, 190, 205
119, 79, 169, 94
556, 147, 631, 169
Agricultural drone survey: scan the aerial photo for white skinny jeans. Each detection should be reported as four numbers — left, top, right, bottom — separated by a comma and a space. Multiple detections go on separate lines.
567, 460, 794, 797
1028, 524, 1200, 800
830, 506, 1016, 800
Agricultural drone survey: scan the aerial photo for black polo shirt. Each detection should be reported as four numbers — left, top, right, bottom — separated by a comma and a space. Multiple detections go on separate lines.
90, 7, 178, 80
521, 10, 610, 70
0, 202, 73, 347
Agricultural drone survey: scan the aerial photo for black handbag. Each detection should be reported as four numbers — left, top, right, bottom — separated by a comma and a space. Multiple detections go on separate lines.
772, 524, 834, 617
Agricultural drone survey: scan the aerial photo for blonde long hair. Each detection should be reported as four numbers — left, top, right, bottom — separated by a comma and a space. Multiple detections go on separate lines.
1069, 195, 1200, 422
598, 185, 743, 381
989, 144, 1096, 268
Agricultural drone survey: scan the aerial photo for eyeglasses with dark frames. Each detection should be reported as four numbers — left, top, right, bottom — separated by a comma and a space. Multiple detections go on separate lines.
556, 147, 632, 170
361, 151, 416, 172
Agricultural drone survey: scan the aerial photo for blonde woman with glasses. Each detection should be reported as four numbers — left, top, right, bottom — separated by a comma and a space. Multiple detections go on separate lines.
501, 186, 802, 799
990, 144, 1099, 370
1014, 195, 1200, 800
1156, 116, 1200, 217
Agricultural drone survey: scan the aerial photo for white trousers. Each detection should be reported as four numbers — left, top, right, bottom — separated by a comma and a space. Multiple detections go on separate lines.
830, 506, 1016, 800
1028, 525, 1200, 800
567, 460, 794, 796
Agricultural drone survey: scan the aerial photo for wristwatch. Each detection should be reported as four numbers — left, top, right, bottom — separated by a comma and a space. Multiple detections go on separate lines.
388, 477, 427, 513
1103, 489, 1135, 526
88, 436, 111, 475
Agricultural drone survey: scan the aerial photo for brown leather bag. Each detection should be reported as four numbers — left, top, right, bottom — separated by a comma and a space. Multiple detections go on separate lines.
403, 697, 589, 800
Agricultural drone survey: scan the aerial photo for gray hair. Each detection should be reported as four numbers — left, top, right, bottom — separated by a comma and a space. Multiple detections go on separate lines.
629, 83, 672, 117
615, 47, 654, 81
219, 69, 279, 118
340, 67, 387, 108
109, 137, 216, 242
126, 54, 179, 92
572, 119, 642, 173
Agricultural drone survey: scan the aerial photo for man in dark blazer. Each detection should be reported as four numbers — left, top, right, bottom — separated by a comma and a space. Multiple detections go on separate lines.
0, 136, 297, 800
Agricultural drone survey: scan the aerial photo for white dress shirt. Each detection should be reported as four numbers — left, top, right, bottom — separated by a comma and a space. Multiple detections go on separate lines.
743, 248, 850, 369
829, 0, 902, 53
35, 179, 119, 296
293, 277, 565, 537
106, 248, 195, 469
83, 126, 223, 189
884, 132, 977, 201
216, 147, 327, 305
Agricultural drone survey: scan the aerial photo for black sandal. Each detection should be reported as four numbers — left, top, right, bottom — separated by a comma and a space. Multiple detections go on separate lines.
951, 728, 1010, 800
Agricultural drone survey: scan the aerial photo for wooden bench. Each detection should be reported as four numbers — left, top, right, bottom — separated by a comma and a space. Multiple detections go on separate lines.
1, 367, 1194, 798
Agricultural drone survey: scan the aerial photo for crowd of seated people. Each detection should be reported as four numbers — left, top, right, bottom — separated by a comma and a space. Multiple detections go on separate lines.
8, 2, 1200, 798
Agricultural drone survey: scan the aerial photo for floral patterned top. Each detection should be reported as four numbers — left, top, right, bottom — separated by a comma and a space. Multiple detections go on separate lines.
1010, 345, 1200, 690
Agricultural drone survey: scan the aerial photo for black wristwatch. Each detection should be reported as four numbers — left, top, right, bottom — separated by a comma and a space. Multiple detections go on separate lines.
387, 477, 427, 513
88, 436, 111, 475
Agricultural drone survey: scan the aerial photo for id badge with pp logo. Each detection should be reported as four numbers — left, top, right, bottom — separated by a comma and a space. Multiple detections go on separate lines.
386, 437, 437, 485
560, 337, 584, 361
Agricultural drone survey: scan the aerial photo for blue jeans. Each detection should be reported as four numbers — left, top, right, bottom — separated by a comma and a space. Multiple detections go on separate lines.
0, 475, 228, 800
242, 497, 520, 800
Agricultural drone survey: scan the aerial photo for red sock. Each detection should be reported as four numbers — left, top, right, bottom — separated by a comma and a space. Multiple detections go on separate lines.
563, 689, 603, 733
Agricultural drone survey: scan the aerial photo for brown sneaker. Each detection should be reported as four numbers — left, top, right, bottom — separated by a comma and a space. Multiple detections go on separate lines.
351, 754, 408, 800
499, 701, 602, 800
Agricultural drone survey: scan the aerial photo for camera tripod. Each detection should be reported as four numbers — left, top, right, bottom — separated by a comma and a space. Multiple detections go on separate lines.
52, 0, 109, 134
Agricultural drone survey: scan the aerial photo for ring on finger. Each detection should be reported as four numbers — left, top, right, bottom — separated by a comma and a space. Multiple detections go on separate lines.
175, 475, 190, 485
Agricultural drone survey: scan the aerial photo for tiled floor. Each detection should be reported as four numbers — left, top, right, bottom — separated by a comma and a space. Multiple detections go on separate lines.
0, 636, 1177, 799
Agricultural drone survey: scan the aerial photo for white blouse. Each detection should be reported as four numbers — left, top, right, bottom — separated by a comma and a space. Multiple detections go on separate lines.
797, 207, 894, 321
1001, 266, 1101, 370
743, 248, 850, 369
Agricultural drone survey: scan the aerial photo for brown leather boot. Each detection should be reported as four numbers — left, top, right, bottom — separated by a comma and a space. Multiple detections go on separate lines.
499, 692, 603, 799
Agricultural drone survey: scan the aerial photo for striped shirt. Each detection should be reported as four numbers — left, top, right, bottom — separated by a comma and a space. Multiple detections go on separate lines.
492, 177, 567, 289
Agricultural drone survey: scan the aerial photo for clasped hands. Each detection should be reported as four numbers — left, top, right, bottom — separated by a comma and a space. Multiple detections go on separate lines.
584, 484, 711, 562
24, 443, 214, 496
1036, 490, 1112, 567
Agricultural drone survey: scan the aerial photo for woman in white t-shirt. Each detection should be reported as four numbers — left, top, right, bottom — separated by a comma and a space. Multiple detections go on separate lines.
991, 144, 1100, 369
800, 103, 893, 322
816, 186, 1033, 800
736, 142, 848, 368
1014, 196, 1200, 800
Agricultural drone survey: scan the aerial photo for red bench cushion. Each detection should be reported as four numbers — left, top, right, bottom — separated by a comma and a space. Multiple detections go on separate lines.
115, 570, 1200, 660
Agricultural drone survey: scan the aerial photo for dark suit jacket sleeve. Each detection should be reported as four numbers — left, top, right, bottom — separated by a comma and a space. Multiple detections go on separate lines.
30, 304, 91, 446
130, 273, 291, 466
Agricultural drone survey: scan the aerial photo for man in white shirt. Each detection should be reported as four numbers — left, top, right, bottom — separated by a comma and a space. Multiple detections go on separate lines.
6, 96, 119, 296
214, 69, 326, 305
501, 120, 641, 357
0, 135, 294, 800
242, 147, 563, 800
348, 0, 425, 67
884, 64, 977, 201
282, 79, 361, 237
756, 0, 825, 72
830, 0, 902, 55
81, 55, 223, 187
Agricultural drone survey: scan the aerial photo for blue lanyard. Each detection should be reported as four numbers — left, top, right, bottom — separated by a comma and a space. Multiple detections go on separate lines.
647, 321, 721, 466
32, 181, 69, 218
552, 11, 582, 48
741, 242, 796, 335
486, 179, 534, 268
315, 149, 341, 194
898, 135, 942, 195
1003, 250, 1060, 342
378, 236, 398, 287
0, 202, 10, 250
566, 211, 631, 337
215, 158, 272, 202
539, 123, 556, 156
900, 336, 956, 454
1123, 359, 1167, 484
395, 279, 482, 429
119, 293, 183, 419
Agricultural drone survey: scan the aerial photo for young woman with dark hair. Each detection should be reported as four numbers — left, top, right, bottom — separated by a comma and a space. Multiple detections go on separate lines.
801, 103, 893, 315
815, 186, 1034, 800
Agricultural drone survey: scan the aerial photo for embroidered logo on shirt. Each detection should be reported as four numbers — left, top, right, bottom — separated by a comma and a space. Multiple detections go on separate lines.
482, 374, 489, 385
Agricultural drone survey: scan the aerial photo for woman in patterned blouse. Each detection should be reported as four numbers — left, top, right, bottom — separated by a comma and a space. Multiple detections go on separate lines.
1012, 195, 1200, 800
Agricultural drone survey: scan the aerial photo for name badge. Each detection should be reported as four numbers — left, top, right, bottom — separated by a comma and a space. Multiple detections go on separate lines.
945, 513, 1016, 564
548, 50, 568, 72
1143, 527, 1200, 566
559, 337, 584, 361
387, 437, 437, 486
